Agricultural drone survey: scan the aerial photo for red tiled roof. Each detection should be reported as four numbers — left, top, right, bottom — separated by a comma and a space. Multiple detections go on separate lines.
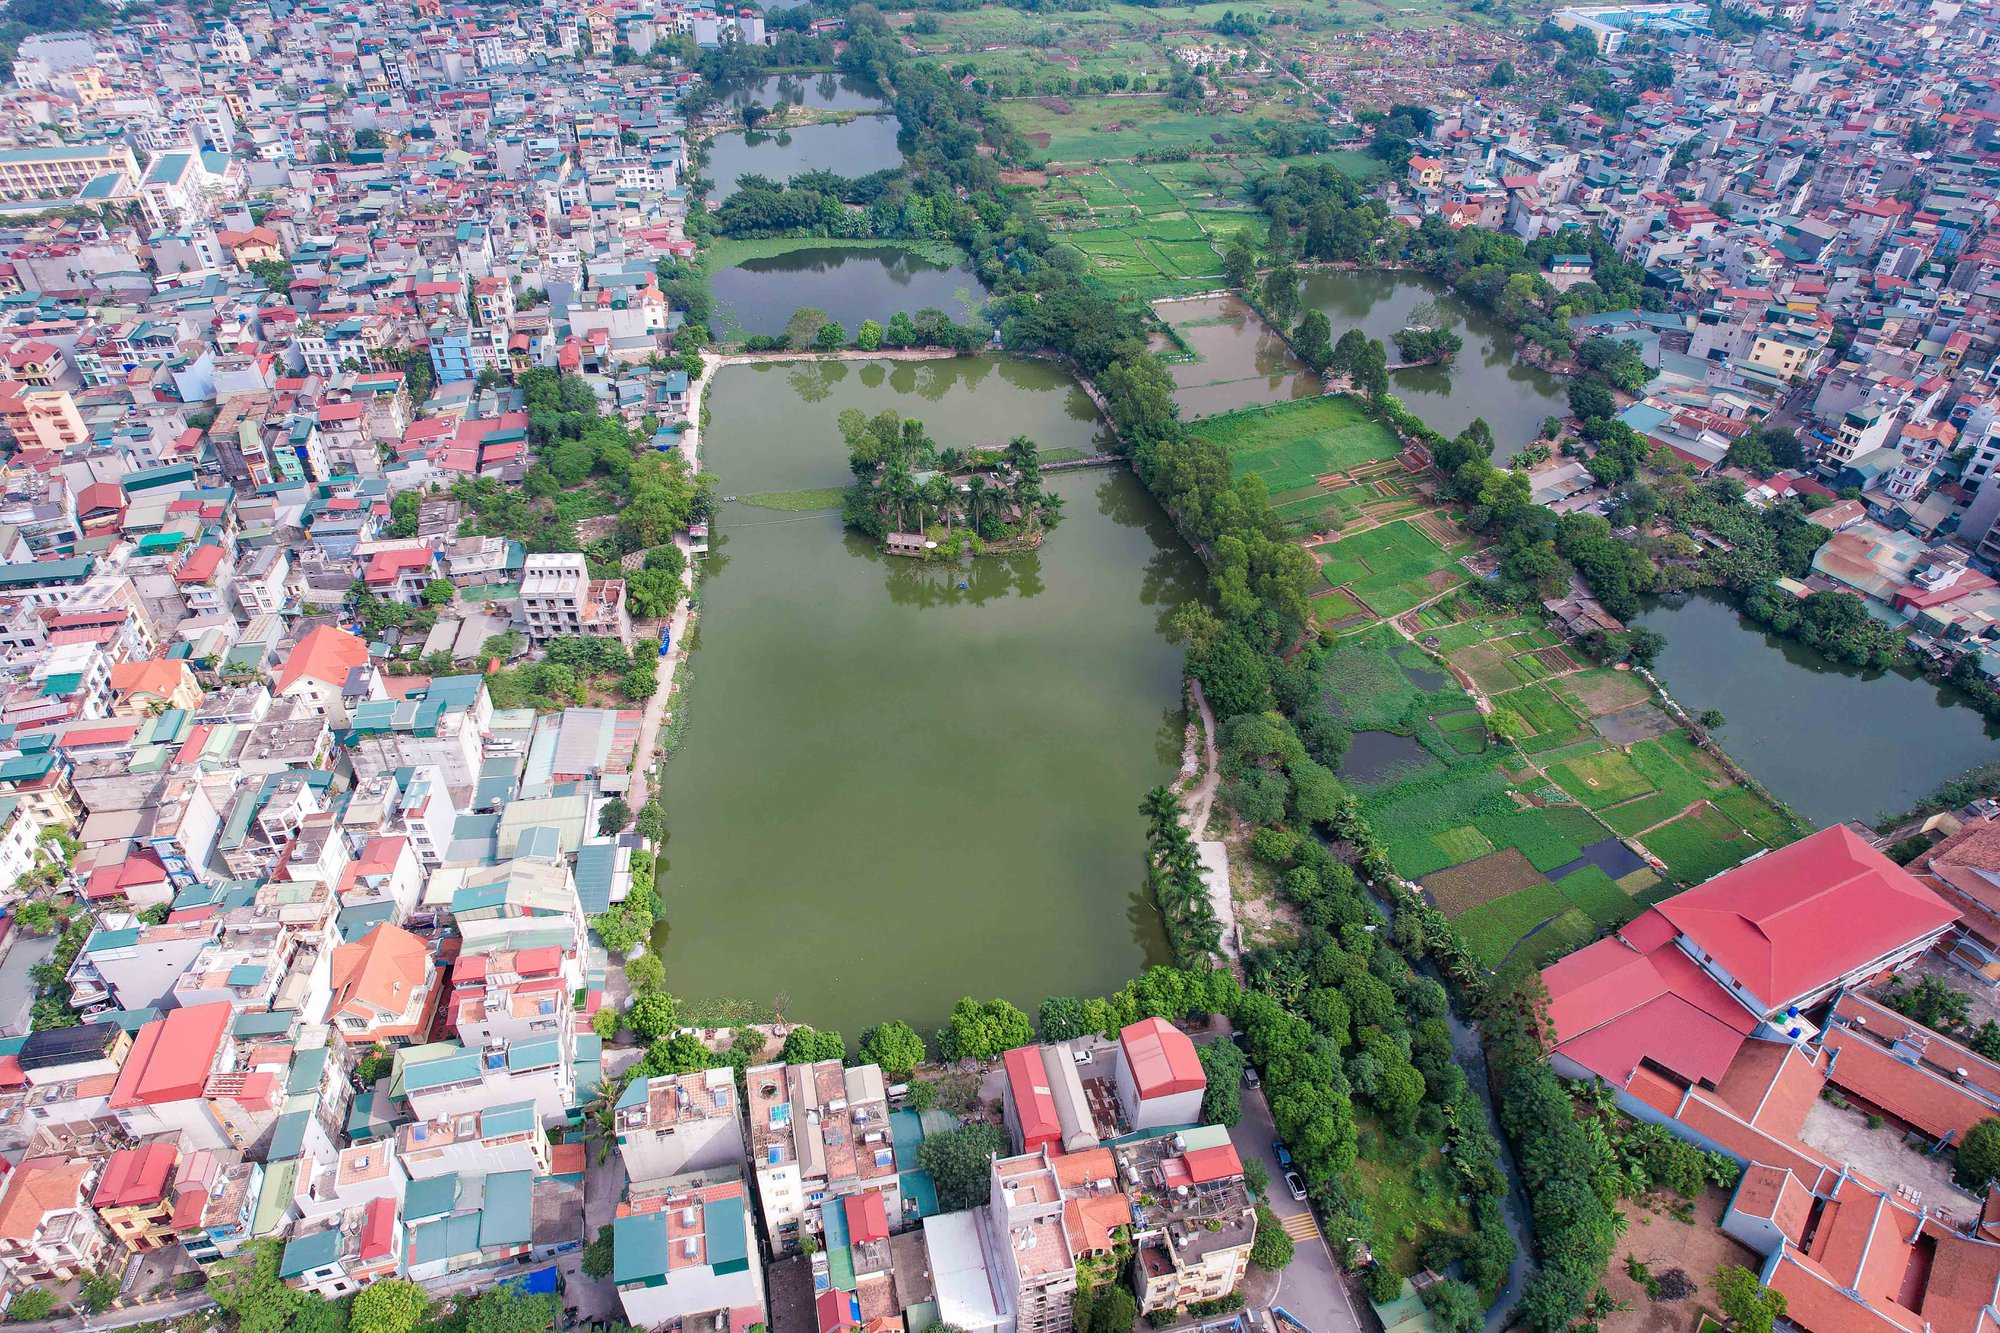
1182, 1144, 1243, 1184
1119, 1017, 1203, 1099
1655, 827, 1958, 1009
92, 1141, 177, 1209
275, 624, 368, 694
843, 1190, 889, 1245
108, 1002, 232, 1109
1004, 1046, 1061, 1150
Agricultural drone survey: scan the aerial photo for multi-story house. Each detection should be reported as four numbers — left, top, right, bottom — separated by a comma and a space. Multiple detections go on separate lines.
616, 1069, 746, 1189
612, 1171, 765, 1332
90, 1141, 181, 1251
0, 1157, 116, 1285
519, 553, 629, 644
326, 923, 438, 1047
747, 1059, 900, 1252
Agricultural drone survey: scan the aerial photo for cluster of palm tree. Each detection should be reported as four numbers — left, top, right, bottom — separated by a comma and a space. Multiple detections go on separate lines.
842, 408, 1060, 540
1139, 786, 1223, 966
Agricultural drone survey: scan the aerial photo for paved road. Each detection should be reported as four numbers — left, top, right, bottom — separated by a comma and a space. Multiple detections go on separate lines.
1228, 1083, 1366, 1333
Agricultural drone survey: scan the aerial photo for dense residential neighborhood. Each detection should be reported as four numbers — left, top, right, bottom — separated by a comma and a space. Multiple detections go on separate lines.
0, 0, 1996, 1332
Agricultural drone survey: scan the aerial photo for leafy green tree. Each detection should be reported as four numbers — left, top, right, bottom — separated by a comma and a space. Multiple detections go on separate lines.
351, 1279, 428, 1333
6, 1289, 55, 1321
1197, 1039, 1245, 1126
248, 259, 294, 293
598, 799, 632, 837
936, 997, 1034, 1062
1956, 1118, 2000, 1190
1249, 1206, 1295, 1271
1714, 1266, 1786, 1333
211, 1240, 327, 1333
591, 1007, 619, 1041
1090, 1284, 1136, 1333
1293, 309, 1333, 372
625, 952, 666, 993
917, 1123, 1011, 1210
1421, 1279, 1482, 1333
457, 1286, 560, 1333
77, 1273, 119, 1315
418, 578, 453, 608
594, 907, 648, 956
1484, 708, 1526, 745
786, 307, 829, 349
626, 991, 680, 1042
855, 319, 883, 351
857, 1021, 926, 1076
1038, 995, 1088, 1042
781, 1026, 846, 1063
815, 321, 847, 351
1223, 235, 1257, 290
582, 1224, 616, 1279
627, 568, 682, 619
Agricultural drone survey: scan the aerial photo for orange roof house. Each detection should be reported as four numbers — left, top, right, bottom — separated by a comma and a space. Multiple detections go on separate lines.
328, 923, 436, 1042
0, 1156, 115, 1283
107, 658, 202, 715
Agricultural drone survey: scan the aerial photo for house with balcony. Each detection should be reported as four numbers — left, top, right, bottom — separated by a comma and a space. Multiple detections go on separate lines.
746, 1059, 899, 1253
327, 923, 438, 1048
90, 1140, 181, 1251
393, 1034, 574, 1127
0, 1156, 116, 1286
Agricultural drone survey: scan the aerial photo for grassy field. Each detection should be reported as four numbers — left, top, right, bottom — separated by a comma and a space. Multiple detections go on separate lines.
1312, 519, 1463, 617
1191, 396, 1403, 493
734, 487, 846, 512
1351, 1115, 1473, 1276
1298, 582, 1807, 966
999, 93, 1307, 163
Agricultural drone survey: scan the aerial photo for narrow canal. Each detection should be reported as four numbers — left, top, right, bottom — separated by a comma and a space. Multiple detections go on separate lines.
655, 356, 1199, 1034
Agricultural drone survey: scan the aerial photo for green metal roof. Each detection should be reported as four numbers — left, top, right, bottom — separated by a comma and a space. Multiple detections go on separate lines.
267, 1109, 311, 1161
403, 1172, 459, 1222
705, 1195, 749, 1273
613, 1211, 668, 1285
280, 1226, 341, 1278
480, 1171, 534, 1248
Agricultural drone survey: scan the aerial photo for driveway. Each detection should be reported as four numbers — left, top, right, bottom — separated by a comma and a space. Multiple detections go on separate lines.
1229, 1084, 1366, 1333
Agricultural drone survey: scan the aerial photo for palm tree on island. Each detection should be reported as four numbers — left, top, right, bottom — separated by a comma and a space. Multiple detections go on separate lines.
837, 407, 1062, 559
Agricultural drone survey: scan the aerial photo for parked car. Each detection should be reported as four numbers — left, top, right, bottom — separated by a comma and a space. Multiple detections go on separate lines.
1285, 1171, 1308, 1201
1272, 1140, 1292, 1167
1243, 1066, 1260, 1089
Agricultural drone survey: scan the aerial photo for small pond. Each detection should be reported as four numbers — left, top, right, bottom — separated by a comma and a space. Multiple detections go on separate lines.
1155, 294, 1322, 418
704, 116, 905, 201
1339, 730, 1434, 786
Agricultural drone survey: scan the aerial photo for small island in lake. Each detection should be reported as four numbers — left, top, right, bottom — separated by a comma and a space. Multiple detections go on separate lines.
837, 407, 1063, 559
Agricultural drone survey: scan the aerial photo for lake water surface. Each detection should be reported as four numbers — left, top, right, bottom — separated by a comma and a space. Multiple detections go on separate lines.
711, 245, 987, 338
704, 116, 906, 200
656, 356, 1195, 1033
1633, 593, 2000, 827
1295, 270, 1568, 456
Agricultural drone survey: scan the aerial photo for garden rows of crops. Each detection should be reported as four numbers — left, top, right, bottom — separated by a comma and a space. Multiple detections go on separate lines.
1319, 605, 1806, 973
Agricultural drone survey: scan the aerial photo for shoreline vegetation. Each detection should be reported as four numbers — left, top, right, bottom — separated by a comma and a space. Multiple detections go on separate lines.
699, 233, 971, 273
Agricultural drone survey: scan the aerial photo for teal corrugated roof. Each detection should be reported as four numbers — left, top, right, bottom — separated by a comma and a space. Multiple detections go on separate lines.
573, 843, 616, 914
704, 1195, 749, 1271
287, 1047, 329, 1096
234, 1010, 297, 1038
480, 1171, 534, 1248
403, 1172, 459, 1222
613, 1211, 667, 1284
267, 1108, 312, 1161
280, 1227, 341, 1277
227, 964, 268, 988
482, 1102, 537, 1136
507, 1036, 561, 1071
402, 1049, 481, 1092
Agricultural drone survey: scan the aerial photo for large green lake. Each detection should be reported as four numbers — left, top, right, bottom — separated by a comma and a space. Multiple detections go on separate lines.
655, 356, 1195, 1034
